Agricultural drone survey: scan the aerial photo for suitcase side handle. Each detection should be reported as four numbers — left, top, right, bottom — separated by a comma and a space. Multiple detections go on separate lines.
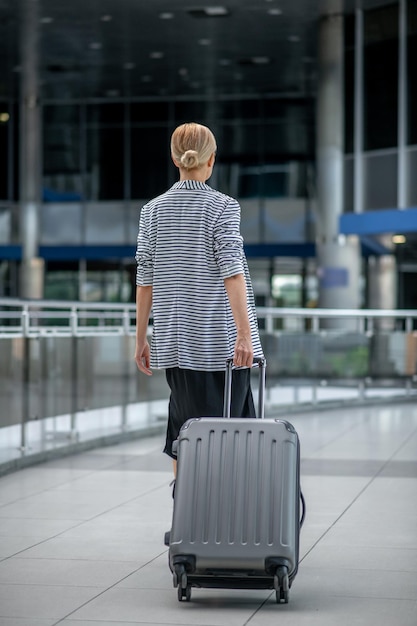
224, 357, 266, 419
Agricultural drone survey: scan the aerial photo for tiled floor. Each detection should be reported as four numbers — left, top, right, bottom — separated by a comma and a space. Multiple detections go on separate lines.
0, 402, 416, 626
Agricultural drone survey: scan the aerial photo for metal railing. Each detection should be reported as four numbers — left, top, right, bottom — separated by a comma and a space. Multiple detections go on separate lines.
1, 298, 416, 472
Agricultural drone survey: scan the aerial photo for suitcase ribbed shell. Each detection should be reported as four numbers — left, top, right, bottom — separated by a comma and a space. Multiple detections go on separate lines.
170, 417, 300, 575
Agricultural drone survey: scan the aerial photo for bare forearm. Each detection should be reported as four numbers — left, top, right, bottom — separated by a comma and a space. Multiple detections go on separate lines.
224, 273, 251, 334
224, 274, 253, 367
135, 285, 153, 343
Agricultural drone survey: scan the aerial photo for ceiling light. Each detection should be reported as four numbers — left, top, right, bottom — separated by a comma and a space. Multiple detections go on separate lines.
141, 75, 152, 82
205, 6, 229, 16
123, 62, 136, 70
101, 15, 113, 22
199, 38, 212, 46
288, 35, 300, 42
252, 56, 270, 64
219, 58, 232, 66
89, 42, 102, 50
392, 235, 406, 244
150, 51, 164, 59
40, 16, 53, 24
106, 89, 120, 97
159, 12, 174, 19
188, 7, 230, 18
238, 56, 271, 66
0, 112, 10, 123
268, 8, 282, 15
178, 68, 188, 76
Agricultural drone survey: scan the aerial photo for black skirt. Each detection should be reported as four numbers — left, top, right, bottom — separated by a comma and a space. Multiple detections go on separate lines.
163, 367, 256, 459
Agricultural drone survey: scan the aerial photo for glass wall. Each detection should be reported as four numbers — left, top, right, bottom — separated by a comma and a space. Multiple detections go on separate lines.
344, 0, 417, 210
0, 101, 10, 200
364, 4, 399, 151
408, 0, 417, 145
40, 97, 313, 204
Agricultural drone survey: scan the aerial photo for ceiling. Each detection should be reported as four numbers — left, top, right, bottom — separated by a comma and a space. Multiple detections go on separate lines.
0, 0, 395, 103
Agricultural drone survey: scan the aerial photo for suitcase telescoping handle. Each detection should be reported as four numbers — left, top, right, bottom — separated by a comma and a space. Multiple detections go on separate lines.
224, 357, 266, 419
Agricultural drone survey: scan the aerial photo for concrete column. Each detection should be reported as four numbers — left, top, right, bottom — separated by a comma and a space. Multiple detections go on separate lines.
19, 0, 44, 298
367, 235, 397, 330
316, 1, 361, 315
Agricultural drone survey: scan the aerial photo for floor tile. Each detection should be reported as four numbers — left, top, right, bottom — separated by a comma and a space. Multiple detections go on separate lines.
0, 404, 416, 626
0, 584, 103, 620
0, 557, 139, 587
0, 612, 57, 626
67, 587, 271, 625
248, 595, 417, 626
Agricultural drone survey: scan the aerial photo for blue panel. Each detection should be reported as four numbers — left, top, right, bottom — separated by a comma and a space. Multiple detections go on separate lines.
319, 267, 348, 288
0, 240, 392, 263
244, 243, 316, 258
340, 208, 417, 235
0, 245, 22, 260
39, 245, 135, 260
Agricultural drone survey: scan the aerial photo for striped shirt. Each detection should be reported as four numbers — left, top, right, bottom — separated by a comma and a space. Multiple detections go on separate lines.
135, 179, 263, 371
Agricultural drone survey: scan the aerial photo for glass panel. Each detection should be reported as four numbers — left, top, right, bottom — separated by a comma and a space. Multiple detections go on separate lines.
408, 147, 417, 205
218, 99, 260, 120
130, 102, 170, 123
87, 103, 125, 125
240, 199, 261, 243
344, 156, 354, 213
364, 151, 397, 210
86, 127, 124, 199
131, 126, 169, 199
43, 105, 82, 199
44, 270, 79, 300
85, 202, 127, 244
408, 0, 417, 144
0, 333, 171, 465
364, 4, 399, 150
0, 338, 23, 428
79, 269, 132, 302
40, 203, 82, 244
174, 101, 216, 124
344, 14, 355, 155
0, 205, 11, 243
0, 104, 9, 199
265, 199, 308, 242
221, 122, 261, 162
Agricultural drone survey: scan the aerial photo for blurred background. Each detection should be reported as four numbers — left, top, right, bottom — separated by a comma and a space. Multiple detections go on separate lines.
0, 0, 416, 309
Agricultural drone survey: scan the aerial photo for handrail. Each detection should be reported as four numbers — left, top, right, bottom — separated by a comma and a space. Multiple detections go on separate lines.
1, 298, 417, 338
1, 297, 417, 317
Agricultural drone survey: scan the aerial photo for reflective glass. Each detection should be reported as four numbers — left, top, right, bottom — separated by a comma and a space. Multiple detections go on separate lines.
364, 4, 399, 150
408, 0, 417, 144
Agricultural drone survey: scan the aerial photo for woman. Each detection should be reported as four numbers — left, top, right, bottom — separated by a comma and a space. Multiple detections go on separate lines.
135, 122, 263, 474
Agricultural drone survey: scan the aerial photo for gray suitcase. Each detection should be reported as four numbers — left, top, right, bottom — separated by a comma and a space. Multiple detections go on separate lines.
167, 358, 305, 604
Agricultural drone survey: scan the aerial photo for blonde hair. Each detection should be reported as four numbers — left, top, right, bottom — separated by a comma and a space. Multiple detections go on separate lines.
171, 122, 217, 170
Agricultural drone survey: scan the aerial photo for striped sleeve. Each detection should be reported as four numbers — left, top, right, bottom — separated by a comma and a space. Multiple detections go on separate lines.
135, 207, 153, 286
213, 198, 245, 278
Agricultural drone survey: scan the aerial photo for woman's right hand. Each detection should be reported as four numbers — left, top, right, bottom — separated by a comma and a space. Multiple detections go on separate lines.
233, 331, 253, 368
135, 341, 152, 375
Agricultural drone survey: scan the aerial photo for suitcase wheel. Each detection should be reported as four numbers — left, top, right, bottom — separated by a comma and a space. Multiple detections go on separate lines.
276, 588, 289, 604
173, 564, 191, 601
274, 566, 290, 604
177, 583, 191, 602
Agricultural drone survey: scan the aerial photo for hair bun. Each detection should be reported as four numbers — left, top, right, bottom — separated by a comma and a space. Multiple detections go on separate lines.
180, 149, 199, 170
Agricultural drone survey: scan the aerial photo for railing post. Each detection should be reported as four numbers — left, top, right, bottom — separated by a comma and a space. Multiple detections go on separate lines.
70, 308, 78, 439
121, 309, 131, 432
20, 308, 30, 451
